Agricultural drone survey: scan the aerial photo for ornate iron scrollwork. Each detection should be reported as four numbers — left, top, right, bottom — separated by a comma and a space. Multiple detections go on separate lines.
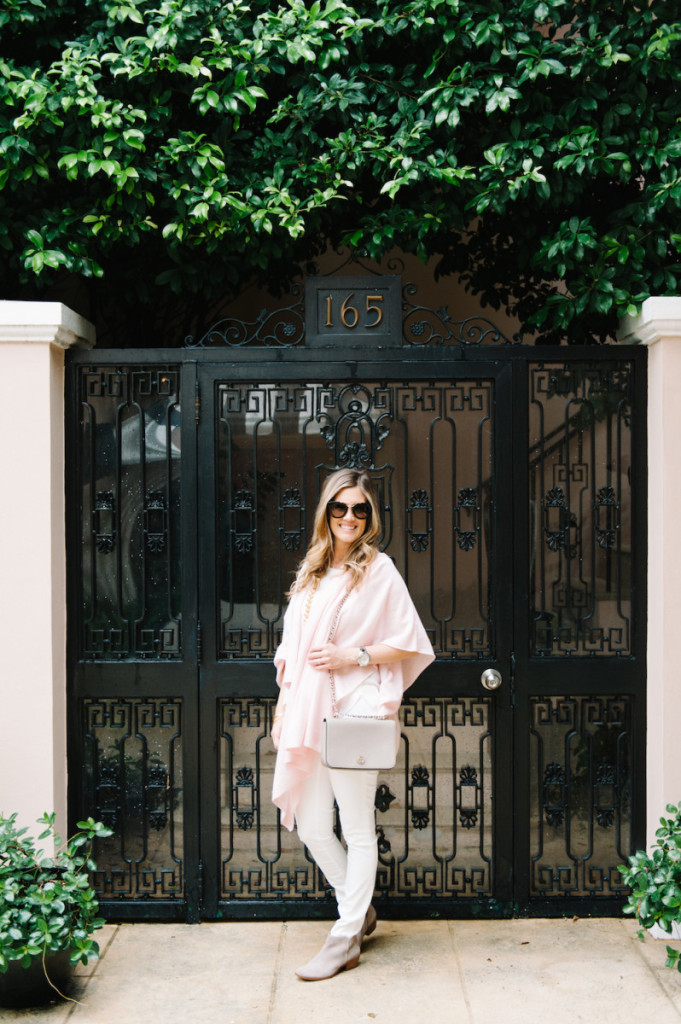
407, 489, 431, 552
376, 824, 391, 855
182, 253, 517, 349
409, 764, 431, 830
457, 765, 481, 829
543, 762, 568, 827
320, 384, 391, 469
542, 487, 569, 552
147, 758, 170, 831
594, 763, 617, 828
93, 491, 116, 554
144, 491, 168, 553
594, 486, 619, 550
232, 490, 255, 554
454, 487, 481, 551
235, 766, 255, 831
185, 283, 305, 348
375, 783, 396, 813
338, 440, 371, 468
280, 487, 304, 551
95, 759, 121, 830
402, 282, 516, 346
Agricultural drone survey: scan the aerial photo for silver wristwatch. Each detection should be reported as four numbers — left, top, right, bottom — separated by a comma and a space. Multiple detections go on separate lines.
357, 646, 371, 667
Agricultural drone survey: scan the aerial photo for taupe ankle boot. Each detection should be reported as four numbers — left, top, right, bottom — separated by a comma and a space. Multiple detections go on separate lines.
295, 933, 361, 981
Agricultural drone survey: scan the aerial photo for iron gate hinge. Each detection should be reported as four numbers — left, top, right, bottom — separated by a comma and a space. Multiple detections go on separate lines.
195, 378, 201, 424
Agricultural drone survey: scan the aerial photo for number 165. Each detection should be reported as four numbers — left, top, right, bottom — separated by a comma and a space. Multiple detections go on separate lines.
324, 293, 384, 329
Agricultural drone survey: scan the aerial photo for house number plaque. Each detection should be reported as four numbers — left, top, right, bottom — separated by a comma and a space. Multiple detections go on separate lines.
304, 274, 402, 347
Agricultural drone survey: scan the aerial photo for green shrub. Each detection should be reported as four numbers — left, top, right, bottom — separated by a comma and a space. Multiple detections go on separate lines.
0, 812, 112, 973
620, 801, 681, 972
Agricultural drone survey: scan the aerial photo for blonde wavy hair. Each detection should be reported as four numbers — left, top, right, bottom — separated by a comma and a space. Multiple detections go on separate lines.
289, 469, 381, 595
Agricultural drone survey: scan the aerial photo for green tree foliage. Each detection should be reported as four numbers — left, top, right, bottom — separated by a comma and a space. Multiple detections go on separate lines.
1, 0, 681, 344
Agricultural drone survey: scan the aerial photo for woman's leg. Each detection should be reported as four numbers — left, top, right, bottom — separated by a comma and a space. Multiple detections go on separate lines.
327, 767, 379, 939
294, 755, 348, 902
293, 762, 378, 980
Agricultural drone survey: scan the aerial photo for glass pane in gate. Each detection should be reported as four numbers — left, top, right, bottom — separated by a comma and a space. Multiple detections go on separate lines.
215, 380, 494, 660
529, 362, 633, 656
529, 695, 631, 897
77, 366, 183, 660
82, 697, 185, 900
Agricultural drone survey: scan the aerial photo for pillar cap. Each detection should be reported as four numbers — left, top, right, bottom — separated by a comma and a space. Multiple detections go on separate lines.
618, 296, 681, 348
0, 301, 95, 349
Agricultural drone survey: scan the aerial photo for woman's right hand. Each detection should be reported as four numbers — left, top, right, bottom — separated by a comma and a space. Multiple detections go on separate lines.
271, 716, 283, 749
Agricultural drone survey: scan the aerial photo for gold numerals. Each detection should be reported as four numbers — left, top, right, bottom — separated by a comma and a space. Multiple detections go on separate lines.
324, 293, 384, 330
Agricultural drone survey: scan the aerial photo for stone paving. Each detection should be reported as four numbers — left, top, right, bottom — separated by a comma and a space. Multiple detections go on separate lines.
3, 918, 681, 1024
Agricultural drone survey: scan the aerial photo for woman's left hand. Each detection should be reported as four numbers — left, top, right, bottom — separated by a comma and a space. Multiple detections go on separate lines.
308, 643, 353, 671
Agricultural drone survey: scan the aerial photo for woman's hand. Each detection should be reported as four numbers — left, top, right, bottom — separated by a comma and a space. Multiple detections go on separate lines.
271, 716, 283, 749
308, 643, 354, 672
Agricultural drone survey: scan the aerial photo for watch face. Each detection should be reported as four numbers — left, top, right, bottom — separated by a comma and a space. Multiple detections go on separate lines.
357, 648, 370, 666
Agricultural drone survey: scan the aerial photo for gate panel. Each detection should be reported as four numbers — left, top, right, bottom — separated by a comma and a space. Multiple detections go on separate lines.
529, 361, 633, 657
212, 379, 497, 662
76, 366, 183, 659
514, 353, 646, 913
216, 694, 494, 905
84, 697, 185, 900
200, 366, 513, 917
529, 694, 632, 898
67, 361, 200, 920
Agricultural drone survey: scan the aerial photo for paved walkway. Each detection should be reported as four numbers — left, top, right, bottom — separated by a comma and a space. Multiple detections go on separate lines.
3, 918, 681, 1024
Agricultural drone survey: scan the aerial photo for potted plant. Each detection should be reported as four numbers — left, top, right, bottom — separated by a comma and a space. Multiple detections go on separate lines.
619, 801, 681, 972
0, 812, 113, 1007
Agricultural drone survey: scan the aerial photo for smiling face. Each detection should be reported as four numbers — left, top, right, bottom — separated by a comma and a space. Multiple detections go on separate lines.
328, 485, 368, 562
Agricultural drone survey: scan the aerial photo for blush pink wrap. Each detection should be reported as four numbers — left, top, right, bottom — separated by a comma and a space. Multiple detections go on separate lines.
272, 552, 435, 830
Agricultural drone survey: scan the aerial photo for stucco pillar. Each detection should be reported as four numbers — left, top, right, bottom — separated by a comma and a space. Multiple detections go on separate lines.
619, 297, 681, 843
0, 302, 94, 840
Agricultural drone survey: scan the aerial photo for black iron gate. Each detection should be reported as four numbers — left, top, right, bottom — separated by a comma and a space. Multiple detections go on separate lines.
66, 331, 646, 922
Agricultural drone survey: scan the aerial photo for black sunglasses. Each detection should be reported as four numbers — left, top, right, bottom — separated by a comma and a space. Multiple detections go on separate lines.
327, 500, 371, 520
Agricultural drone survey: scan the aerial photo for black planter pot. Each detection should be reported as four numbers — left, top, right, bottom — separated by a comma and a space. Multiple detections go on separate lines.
0, 951, 74, 1008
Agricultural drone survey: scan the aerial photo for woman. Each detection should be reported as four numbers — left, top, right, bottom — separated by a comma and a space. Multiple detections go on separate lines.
271, 468, 434, 981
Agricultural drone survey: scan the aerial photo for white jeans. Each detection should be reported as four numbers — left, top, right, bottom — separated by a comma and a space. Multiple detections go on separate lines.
295, 755, 378, 939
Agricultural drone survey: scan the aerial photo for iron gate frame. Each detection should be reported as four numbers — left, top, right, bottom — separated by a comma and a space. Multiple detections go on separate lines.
65, 343, 647, 922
